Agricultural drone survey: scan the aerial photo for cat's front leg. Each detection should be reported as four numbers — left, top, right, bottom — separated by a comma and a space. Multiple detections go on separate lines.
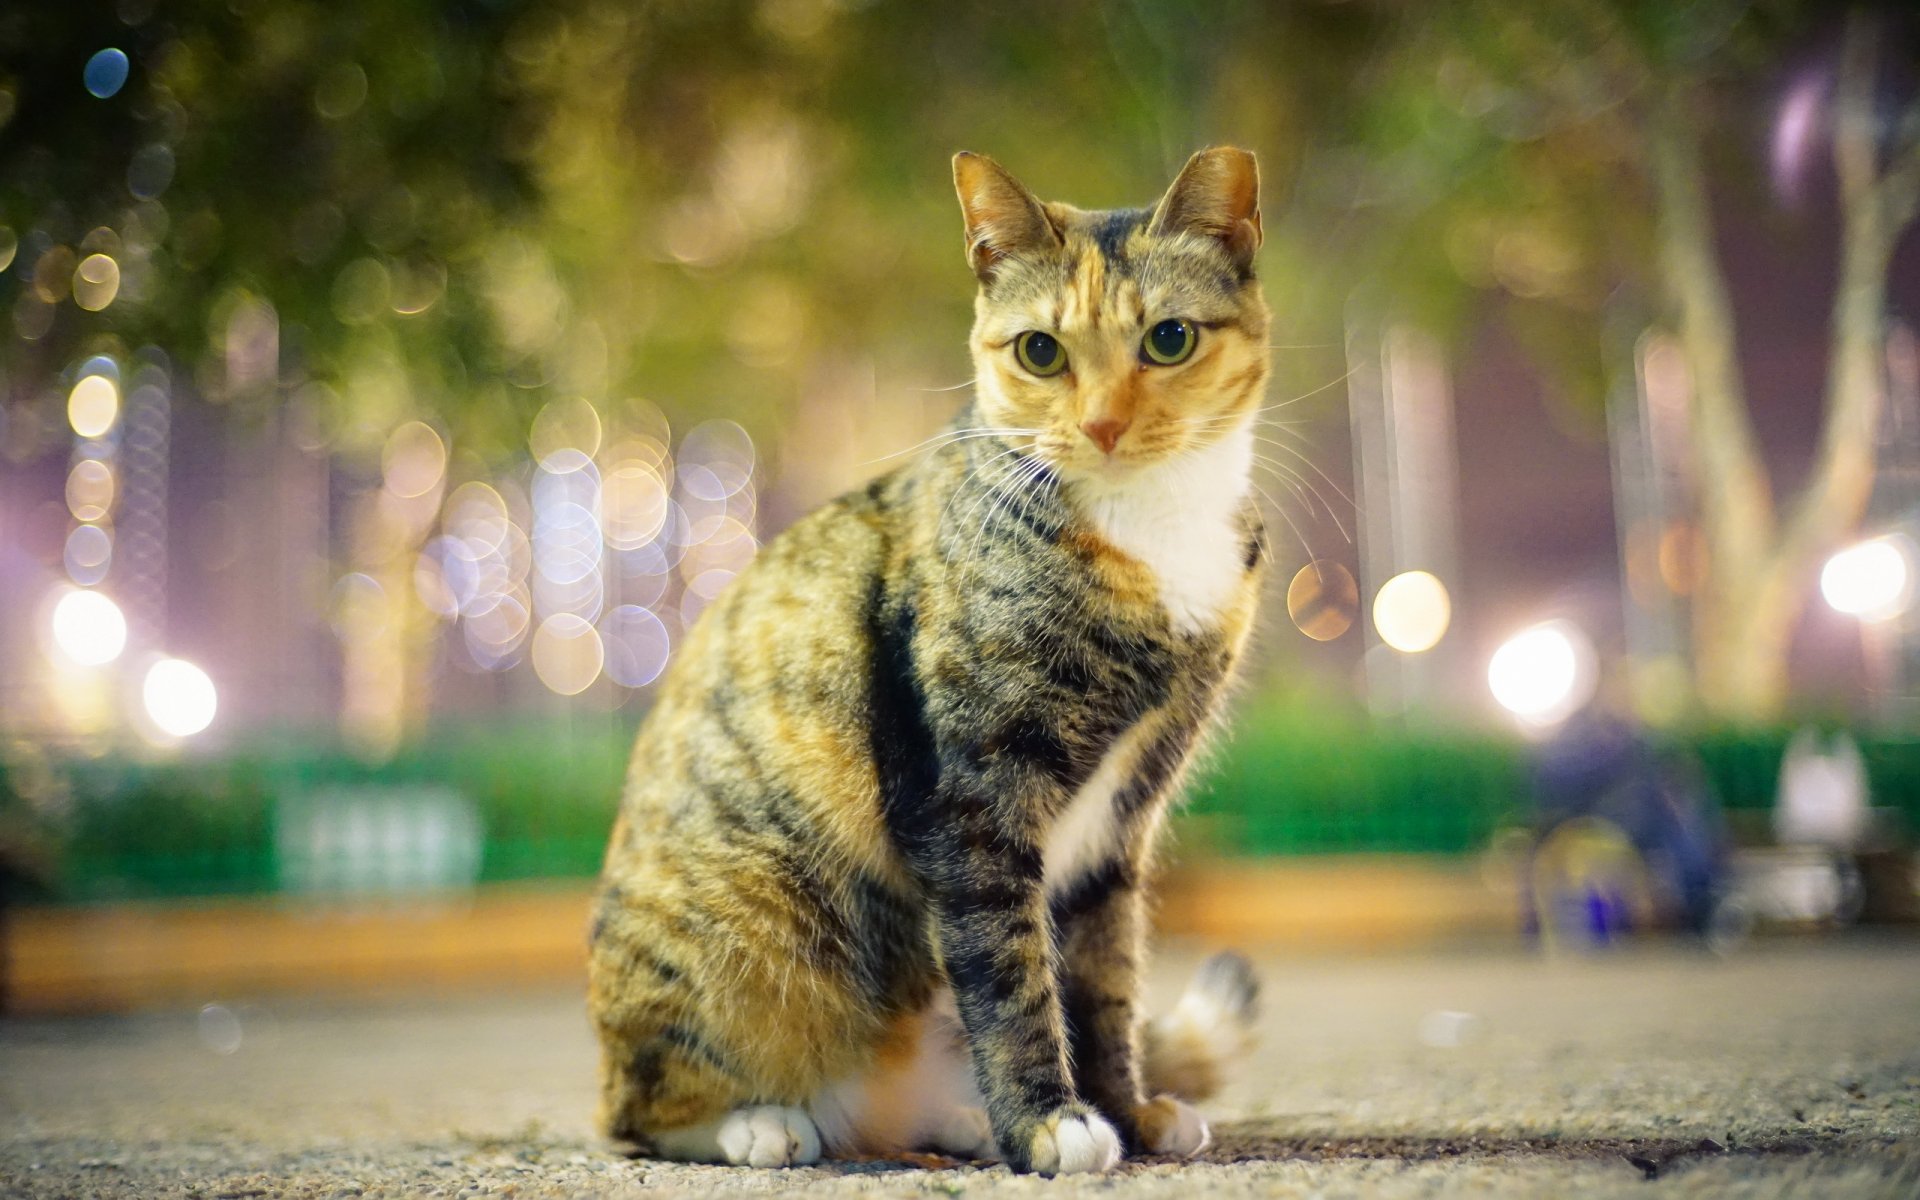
1056, 865, 1209, 1159
932, 865, 1120, 1175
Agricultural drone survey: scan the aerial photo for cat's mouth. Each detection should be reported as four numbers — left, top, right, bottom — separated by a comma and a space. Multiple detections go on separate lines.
1052, 435, 1194, 481
1047, 452, 1168, 495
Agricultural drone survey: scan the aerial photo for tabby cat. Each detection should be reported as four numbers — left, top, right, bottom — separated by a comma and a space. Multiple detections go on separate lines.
589, 147, 1271, 1175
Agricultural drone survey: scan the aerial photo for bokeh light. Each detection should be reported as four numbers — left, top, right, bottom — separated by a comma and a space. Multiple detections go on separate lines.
143, 658, 218, 737
68, 374, 120, 438
1488, 620, 1596, 727
65, 459, 116, 521
442, 480, 530, 625
127, 144, 175, 199
530, 612, 604, 694
679, 516, 757, 583
72, 253, 121, 310
329, 573, 390, 644
84, 48, 130, 99
599, 605, 672, 688
531, 447, 606, 627
1373, 570, 1451, 654
463, 590, 531, 669
529, 397, 603, 464
415, 536, 479, 618
602, 458, 670, 550
32, 245, 76, 304
1820, 537, 1912, 621
64, 524, 113, 585
1287, 560, 1358, 641
382, 420, 448, 499
614, 542, 673, 608
49, 588, 128, 666
679, 420, 756, 496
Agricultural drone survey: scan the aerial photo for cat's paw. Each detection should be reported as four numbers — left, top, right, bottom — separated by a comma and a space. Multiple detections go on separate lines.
714, 1105, 823, 1167
929, 1105, 998, 1160
1133, 1094, 1210, 1157
1025, 1107, 1123, 1176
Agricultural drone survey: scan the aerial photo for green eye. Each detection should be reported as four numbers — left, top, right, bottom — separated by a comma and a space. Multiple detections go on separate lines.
1015, 330, 1067, 377
1142, 318, 1196, 365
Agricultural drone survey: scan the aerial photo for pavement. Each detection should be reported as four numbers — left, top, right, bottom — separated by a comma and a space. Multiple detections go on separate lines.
3, 937, 1918, 1198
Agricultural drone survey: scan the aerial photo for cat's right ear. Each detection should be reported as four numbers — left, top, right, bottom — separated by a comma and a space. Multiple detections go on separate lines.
1150, 146, 1263, 276
953, 152, 1060, 282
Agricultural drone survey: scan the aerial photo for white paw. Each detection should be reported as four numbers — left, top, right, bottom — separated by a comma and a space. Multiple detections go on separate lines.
930, 1105, 997, 1159
713, 1105, 822, 1167
1143, 1096, 1210, 1157
1028, 1109, 1123, 1176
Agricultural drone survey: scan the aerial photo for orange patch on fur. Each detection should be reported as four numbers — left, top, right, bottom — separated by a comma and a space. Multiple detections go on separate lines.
1065, 245, 1107, 331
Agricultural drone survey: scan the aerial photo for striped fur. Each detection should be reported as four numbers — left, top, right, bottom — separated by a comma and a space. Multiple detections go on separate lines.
588, 148, 1271, 1175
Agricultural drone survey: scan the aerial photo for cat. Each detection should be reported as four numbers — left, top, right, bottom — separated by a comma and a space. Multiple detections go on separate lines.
588, 146, 1271, 1175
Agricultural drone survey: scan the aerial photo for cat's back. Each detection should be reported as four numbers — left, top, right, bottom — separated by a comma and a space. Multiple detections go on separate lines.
612, 457, 936, 876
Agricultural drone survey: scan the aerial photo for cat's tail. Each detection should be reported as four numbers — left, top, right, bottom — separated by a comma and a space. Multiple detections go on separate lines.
1140, 951, 1261, 1103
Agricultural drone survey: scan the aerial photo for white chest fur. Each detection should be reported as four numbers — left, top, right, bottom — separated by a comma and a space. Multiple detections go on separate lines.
1072, 422, 1254, 636
1041, 721, 1153, 893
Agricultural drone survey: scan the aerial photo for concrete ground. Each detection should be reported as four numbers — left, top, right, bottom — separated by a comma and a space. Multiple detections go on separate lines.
3, 937, 1917, 1199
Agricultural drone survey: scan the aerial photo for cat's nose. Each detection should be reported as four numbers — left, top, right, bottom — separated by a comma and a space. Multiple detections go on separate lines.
1080, 415, 1130, 455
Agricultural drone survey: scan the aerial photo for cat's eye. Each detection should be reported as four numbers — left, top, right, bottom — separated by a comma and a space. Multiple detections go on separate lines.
1015, 330, 1068, 377
1142, 318, 1197, 365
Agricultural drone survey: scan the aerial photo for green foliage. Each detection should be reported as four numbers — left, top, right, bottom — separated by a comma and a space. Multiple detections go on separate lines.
1, 2, 534, 449
17, 715, 1920, 903
2, 0, 1398, 458
1187, 721, 1527, 856
1, 0, 1854, 453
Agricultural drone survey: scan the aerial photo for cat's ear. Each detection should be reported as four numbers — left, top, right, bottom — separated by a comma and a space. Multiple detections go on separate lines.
953, 152, 1060, 282
1150, 146, 1262, 275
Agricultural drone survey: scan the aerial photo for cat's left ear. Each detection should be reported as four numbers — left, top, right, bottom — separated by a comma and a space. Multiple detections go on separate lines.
1150, 147, 1263, 276
953, 152, 1061, 282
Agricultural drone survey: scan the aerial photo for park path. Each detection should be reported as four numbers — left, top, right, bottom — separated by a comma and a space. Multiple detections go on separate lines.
4, 940, 1917, 1198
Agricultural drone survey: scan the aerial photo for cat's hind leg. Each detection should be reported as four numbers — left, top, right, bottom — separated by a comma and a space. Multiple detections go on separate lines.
651, 1105, 824, 1167
807, 990, 999, 1160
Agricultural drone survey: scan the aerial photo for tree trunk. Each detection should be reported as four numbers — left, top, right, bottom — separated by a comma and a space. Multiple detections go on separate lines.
1691, 569, 1797, 723
1644, 12, 1917, 723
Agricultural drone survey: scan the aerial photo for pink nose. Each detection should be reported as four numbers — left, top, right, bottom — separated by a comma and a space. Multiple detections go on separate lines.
1080, 416, 1130, 455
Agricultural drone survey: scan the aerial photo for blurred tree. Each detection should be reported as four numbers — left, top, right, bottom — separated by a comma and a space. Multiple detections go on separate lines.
1, 0, 1376, 460
0, 1, 535, 453
1659, 11, 1919, 719
2, 0, 1379, 731
13, 0, 1905, 727
1351, 2, 1920, 721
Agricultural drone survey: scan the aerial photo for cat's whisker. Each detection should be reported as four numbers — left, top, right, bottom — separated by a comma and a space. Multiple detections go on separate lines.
964, 469, 1022, 572
975, 451, 1052, 568
1182, 413, 1308, 436
1251, 452, 1352, 545
1244, 424, 1320, 456
1255, 365, 1359, 413
1260, 435, 1357, 510
1255, 459, 1316, 508
960, 449, 1050, 571
1245, 477, 1318, 564
912, 377, 979, 393
1157, 412, 1354, 548
862, 426, 1042, 468
939, 442, 1033, 561
955, 468, 1016, 572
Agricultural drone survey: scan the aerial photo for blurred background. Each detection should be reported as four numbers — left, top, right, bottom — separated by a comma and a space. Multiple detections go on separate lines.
3, 0, 1920, 1014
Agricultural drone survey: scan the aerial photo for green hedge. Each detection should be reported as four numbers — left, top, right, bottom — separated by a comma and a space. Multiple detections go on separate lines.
26, 725, 628, 903
1185, 725, 1526, 856
6, 718, 1919, 904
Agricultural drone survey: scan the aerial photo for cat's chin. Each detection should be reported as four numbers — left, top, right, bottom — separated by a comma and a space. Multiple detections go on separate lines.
1056, 449, 1190, 493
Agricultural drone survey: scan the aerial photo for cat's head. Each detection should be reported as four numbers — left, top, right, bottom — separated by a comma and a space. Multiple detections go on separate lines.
953, 148, 1271, 482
